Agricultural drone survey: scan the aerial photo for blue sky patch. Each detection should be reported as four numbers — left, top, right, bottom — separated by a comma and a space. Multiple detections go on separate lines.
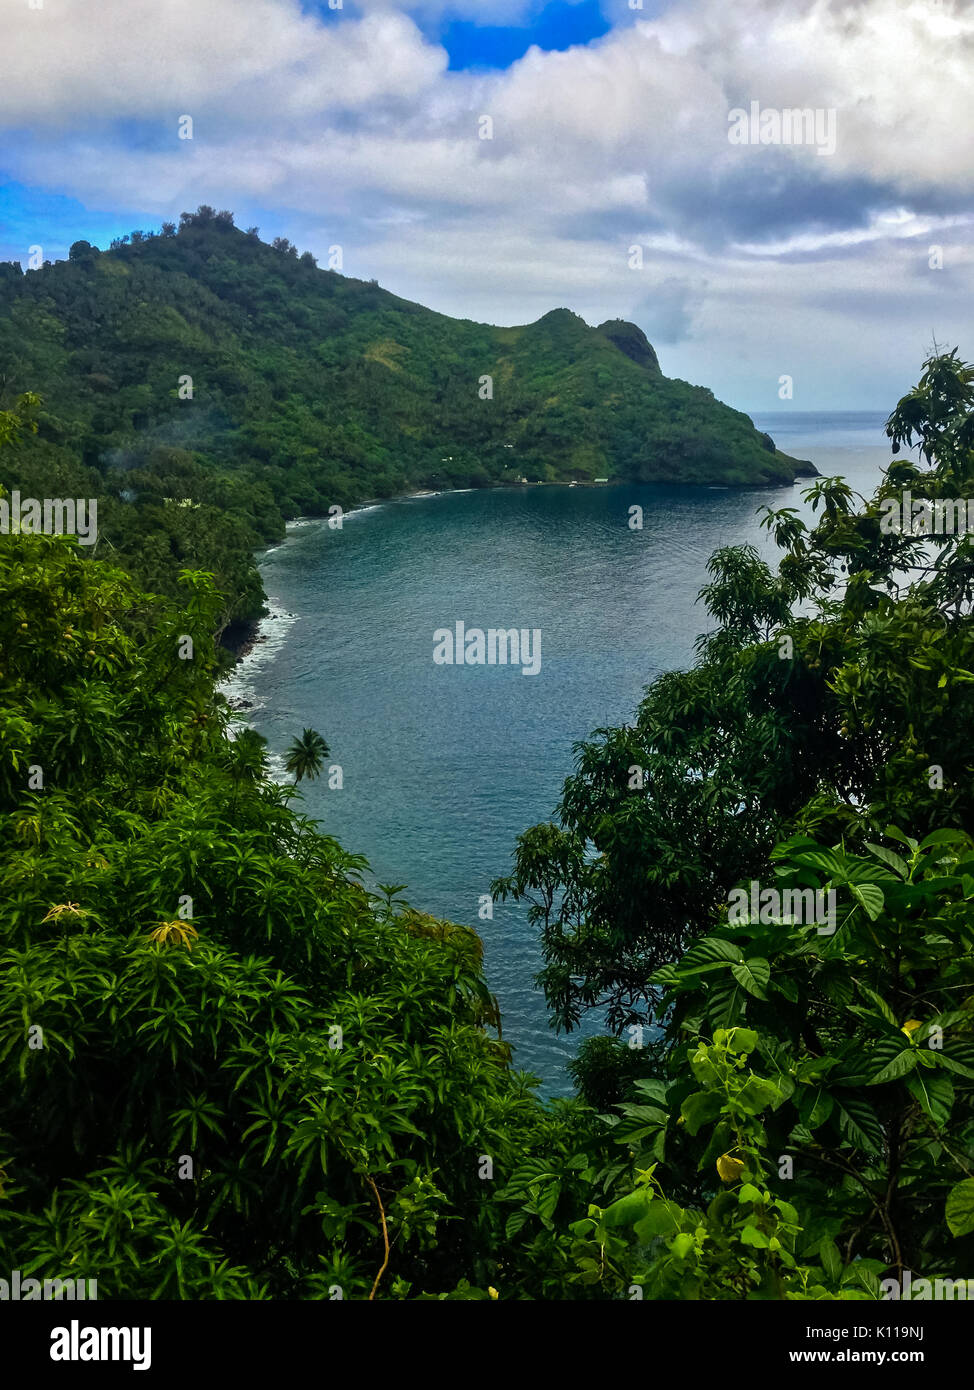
0, 182, 147, 265
441, 0, 610, 71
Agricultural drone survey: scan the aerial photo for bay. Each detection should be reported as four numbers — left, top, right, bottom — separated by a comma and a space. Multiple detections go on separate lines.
226, 410, 896, 1092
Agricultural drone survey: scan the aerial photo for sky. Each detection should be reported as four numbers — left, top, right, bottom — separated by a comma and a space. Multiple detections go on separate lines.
0, 0, 971, 411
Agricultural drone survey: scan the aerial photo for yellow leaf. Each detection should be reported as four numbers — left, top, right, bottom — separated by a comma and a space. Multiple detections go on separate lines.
716, 1153, 745, 1183
147, 920, 199, 951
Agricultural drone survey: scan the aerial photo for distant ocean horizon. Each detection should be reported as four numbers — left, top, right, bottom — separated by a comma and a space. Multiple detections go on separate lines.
226, 411, 900, 1093
750, 409, 890, 448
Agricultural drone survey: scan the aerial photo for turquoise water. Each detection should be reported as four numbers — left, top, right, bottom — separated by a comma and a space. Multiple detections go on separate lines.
227, 411, 896, 1092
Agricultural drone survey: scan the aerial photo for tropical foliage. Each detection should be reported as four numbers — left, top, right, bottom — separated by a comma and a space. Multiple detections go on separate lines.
492, 349, 974, 1293
0, 491, 565, 1298
2, 347, 973, 1300
0, 208, 806, 631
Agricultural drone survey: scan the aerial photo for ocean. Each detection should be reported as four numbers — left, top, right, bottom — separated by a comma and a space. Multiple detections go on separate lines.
223, 411, 896, 1092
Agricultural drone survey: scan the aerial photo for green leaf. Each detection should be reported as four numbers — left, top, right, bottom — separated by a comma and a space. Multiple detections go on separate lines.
650, 964, 681, 990
669, 1232, 695, 1259
842, 1263, 882, 1298
856, 986, 897, 1026
731, 957, 770, 999
613, 1102, 669, 1152
771, 974, 800, 1002
790, 848, 844, 876
740, 1224, 770, 1248
723, 1027, 759, 1055
883, 826, 919, 851
535, 1180, 561, 1223
505, 1209, 529, 1239
618, 1103, 669, 1127
796, 1055, 840, 1082
600, 1189, 652, 1229
736, 1075, 782, 1116
919, 828, 970, 851
819, 1236, 842, 1283
797, 1085, 834, 1130
935, 1047, 974, 1081
867, 1048, 917, 1086
680, 1090, 723, 1136
850, 881, 884, 921
632, 1078, 669, 1105
834, 1096, 884, 1154
864, 843, 909, 879
946, 1179, 974, 1238
706, 977, 745, 1029
633, 1199, 684, 1242
905, 1071, 953, 1126
680, 936, 744, 970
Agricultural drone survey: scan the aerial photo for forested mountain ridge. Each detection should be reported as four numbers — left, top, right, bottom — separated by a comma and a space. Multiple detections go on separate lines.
0, 207, 810, 630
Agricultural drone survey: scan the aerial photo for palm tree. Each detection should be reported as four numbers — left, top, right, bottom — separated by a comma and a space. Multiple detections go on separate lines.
284, 728, 330, 783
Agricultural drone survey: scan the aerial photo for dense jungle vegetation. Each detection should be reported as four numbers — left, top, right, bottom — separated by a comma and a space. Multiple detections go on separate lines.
0, 331, 972, 1297
0, 206, 808, 636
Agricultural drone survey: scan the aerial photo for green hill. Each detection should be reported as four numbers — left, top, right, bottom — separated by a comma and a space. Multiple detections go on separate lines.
0, 206, 812, 630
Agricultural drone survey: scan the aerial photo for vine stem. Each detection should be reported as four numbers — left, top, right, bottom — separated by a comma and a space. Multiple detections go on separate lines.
366, 1175, 390, 1301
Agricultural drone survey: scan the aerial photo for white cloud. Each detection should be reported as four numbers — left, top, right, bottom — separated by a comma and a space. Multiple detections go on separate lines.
2, 0, 972, 406
646, 0, 974, 193
0, 2, 443, 125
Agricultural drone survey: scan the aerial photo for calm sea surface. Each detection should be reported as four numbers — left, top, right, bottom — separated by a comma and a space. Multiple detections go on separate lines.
225, 411, 897, 1093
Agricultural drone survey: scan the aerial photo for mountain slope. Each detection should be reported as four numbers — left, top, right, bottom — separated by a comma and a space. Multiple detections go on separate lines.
0, 208, 812, 625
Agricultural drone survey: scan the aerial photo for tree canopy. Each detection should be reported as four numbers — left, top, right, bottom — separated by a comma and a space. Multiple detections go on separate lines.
0, 210, 809, 631
2, 352, 972, 1301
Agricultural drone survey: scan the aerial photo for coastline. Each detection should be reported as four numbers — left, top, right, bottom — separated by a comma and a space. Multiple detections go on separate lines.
218, 491, 451, 664
219, 462, 817, 666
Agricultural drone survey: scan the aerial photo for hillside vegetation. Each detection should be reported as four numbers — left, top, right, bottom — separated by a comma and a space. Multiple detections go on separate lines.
1, 358, 972, 1299
0, 207, 809, 631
